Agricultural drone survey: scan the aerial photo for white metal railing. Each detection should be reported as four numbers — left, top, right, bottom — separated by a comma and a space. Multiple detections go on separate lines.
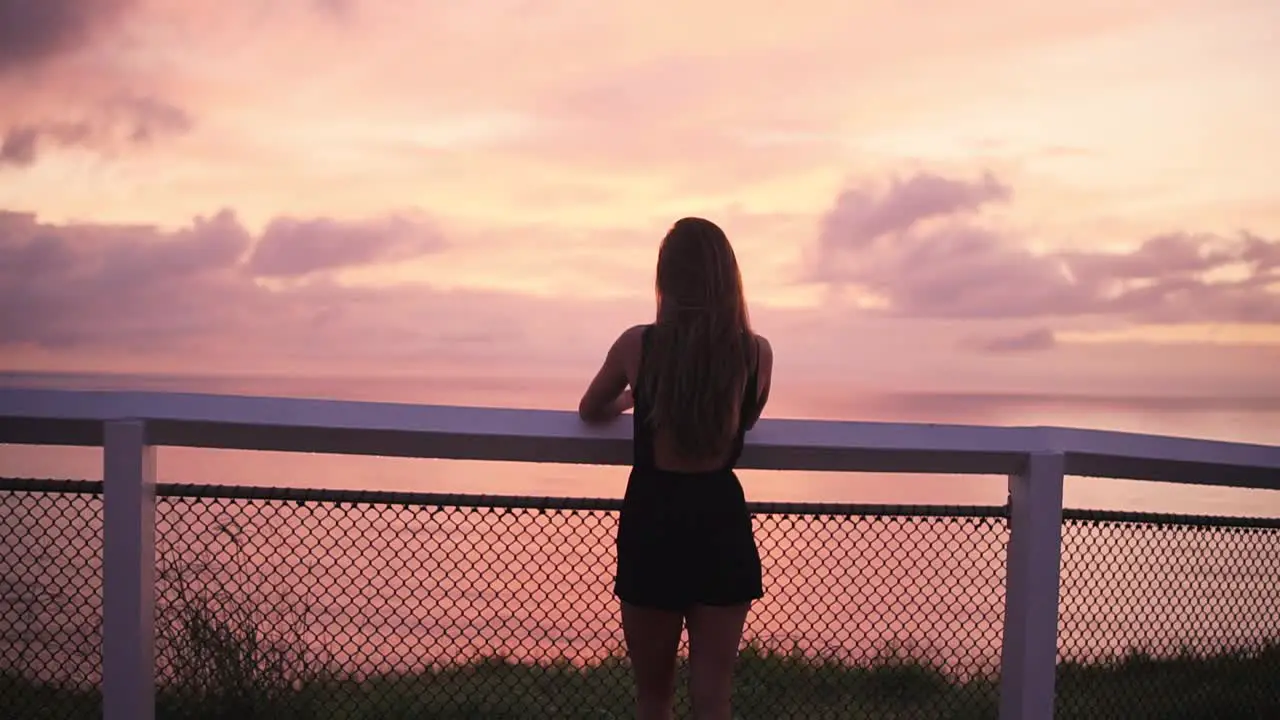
2, 387, 1279, 720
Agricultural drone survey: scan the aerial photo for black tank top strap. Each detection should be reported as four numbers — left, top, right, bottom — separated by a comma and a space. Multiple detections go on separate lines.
722, 333, 760, 470
741, 333, 761, 425
631, 324, 657, 470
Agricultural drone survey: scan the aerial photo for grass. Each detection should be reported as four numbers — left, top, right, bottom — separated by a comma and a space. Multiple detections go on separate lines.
1055, 644, 1280, 720
151, 562, 328, 720
4, 638, 1279, 719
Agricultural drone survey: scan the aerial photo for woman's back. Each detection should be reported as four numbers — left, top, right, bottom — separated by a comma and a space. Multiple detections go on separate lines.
634, 324, 770, 474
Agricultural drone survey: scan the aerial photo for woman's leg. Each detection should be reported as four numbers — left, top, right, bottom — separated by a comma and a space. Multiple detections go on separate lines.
685, 602, 751, 720
621, 601, 685, 720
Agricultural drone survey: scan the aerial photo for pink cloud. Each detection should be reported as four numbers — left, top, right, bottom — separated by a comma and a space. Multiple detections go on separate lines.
0, 0, 133, 74
0, 0, 191, 168
0, 209, 250, 348
812, 170, 1280, 324
816, 171, 1012, 258
3, 201, 1278, 403
312, 0, 351, 18
0, 94, 192, 168
249, 215, 444, 278
5, 167, 1277, 364
1, 163, 1277, 402
1243, 232, 1280, 271
112, 94, 193, 143
0, 208, 445, 349
0, 125, 42, 165
1059, 233, 1236, 281
964, 328, 1057, 354
837, 224, 1090, 317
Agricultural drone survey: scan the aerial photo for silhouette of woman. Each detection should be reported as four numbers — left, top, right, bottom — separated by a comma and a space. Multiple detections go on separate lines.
579, 217, 773, 720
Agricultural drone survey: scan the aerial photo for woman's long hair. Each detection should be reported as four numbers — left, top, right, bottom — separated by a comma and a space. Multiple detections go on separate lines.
639, 217, 752, 459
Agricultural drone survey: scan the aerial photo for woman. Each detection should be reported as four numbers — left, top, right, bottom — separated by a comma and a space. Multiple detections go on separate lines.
578, 217, 773, 720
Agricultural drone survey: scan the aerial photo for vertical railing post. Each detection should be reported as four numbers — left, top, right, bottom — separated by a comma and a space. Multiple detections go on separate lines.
103, 420, 156, 720
999, 451, 1065, 720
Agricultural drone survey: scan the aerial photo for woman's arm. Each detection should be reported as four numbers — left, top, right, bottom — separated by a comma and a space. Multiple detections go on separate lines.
578, 327, 642, 423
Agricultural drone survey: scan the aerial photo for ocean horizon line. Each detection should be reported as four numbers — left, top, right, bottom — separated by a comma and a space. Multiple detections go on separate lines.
4, 369, 1280, 414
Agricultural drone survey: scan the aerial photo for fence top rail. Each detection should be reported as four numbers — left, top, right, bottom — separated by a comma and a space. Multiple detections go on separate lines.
6, 476, 1280, 528
0, 476, 1010, 518
1, 388, 1278, 488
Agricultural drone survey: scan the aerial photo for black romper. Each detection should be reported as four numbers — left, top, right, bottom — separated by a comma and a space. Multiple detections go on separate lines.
613, 325, 765, 612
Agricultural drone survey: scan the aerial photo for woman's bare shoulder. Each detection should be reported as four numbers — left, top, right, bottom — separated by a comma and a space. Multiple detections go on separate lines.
616, 324, 648, 348
605, 324, 649, 362
751, 332, 774, 360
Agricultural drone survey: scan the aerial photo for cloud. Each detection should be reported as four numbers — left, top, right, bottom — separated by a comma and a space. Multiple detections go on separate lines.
815, 171, 1011, 261
1243, 232, 1280, 272
0, 121, 95, 167
812, 170, 1280, 324
112, 95, 193, 143
249, 215, 445, 277
0, 209, 251, 348
313, 0, 352, 18
964, 328, 1057, 354
0, 0, 132, 74
1, 204, 1277, 401
0, 0, 190, 169
0, 95, 192, 168
829, 223, 1090, 318
0, 126, 40, 165
0, 14, 145, 172
0, 208, 446, 349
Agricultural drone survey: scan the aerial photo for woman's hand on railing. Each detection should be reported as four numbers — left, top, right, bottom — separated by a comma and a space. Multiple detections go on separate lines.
582, 388, 633, 424
615, 387, 634, 415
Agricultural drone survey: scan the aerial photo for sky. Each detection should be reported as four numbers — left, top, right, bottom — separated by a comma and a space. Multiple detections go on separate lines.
1, 0, 1278, 413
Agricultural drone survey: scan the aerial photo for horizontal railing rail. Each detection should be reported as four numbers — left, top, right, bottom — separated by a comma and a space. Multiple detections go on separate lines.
3, 387, 1279, 720
2, 388, 1278, 486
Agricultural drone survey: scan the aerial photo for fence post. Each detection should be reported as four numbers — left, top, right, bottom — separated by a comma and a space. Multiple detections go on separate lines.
999, 451, 1065, 720
103, 420, 156, 720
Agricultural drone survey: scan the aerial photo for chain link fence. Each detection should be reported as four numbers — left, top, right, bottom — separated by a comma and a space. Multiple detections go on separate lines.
1057, 509, 1280, 720
148, 486, 1009, 719
2, 477, 1278, 719
0, 480, 103, 720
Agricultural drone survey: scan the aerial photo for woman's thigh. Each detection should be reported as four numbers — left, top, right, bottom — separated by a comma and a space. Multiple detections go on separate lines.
685, 602, 751, 680
621, 601, 684, 685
